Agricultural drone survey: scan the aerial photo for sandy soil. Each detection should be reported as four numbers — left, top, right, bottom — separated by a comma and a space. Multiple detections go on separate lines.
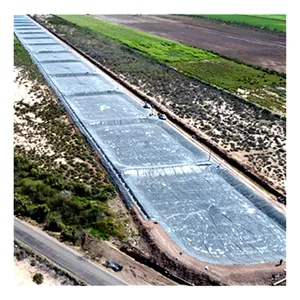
74, 238, 176, 286
14, 257, 62, 286
14, 68, 56, 156
93, 14, 286, 73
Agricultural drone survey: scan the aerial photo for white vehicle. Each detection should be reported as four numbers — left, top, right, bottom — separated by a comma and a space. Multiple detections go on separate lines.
159, 114, 167, 120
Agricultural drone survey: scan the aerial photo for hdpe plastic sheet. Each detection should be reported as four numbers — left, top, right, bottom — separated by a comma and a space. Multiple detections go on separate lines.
90, 121, 208, 170
34, 51, 79, 62
65, 93, 149, 124
41, 62, 95, 75
49, 75, 116, 96
22, 38, 57, 44
14, 15, 286, 265
125, 165, 285, 264
26, 43, 68, 53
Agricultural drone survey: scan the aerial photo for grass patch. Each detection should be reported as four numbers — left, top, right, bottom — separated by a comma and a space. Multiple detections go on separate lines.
173, 58, 285, 90
249, 15, 286, 21
188, 14, 286, 32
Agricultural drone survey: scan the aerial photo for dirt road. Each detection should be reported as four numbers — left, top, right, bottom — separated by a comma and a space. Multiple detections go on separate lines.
93, 14, 286, 73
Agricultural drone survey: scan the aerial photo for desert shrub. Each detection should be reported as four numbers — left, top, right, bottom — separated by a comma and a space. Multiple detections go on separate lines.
61, 226, 74, 242
45, 212, 65, 232
14, 193, 32, 217
92, 217, 125, 240
19, 178, 56, 204
33, 273, 44, 285
30, 204, 50, 223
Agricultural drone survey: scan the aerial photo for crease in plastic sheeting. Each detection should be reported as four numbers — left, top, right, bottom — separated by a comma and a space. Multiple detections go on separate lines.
14, 15, 286, 265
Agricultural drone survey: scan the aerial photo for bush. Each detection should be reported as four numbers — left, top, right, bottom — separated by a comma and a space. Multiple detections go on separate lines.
93, 217, 125, 240
30, 204, 50, 223
14, 193, 32, 217
45, 213, 65, 232
73, 182, 92, 197
33, 273, 44, 285
61, 226, 74, 242
20, 178, 56, 204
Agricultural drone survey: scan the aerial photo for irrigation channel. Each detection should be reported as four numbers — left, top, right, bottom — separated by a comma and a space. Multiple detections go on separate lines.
14, 15, 286, 265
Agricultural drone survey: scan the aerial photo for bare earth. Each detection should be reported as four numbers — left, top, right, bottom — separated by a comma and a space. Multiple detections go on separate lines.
14, 257, 62, 286
93, 14, 286, 73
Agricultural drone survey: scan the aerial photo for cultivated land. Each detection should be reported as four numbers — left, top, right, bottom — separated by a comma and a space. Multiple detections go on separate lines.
35, 15, 286, 196
92, 14, 286, 74
194, 14, 286, 33
59, 14, 286, 113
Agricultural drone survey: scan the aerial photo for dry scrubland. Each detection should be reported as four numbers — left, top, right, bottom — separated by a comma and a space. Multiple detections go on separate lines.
36, 15, 286, 195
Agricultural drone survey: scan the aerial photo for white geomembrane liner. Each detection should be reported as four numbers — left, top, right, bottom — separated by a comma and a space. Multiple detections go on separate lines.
14, 15, 286, 265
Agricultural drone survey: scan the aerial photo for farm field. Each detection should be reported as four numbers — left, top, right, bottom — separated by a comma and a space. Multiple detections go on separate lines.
34, 15, 286, 196
92, 14, 286, 74
58, 14, 286, 114
191, 14, 286, 32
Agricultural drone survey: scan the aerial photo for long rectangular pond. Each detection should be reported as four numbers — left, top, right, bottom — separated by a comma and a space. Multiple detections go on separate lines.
14, 15, 286, 265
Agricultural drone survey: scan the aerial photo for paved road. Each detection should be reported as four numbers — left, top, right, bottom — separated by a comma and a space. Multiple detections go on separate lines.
14, 217, 127, 285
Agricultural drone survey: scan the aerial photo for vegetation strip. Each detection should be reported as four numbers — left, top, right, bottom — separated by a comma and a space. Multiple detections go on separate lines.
187, 14, 286, 33
31, 17, 286, 200
56, 14, 286, 114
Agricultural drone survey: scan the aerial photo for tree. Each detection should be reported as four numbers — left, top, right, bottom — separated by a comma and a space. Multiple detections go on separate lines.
14, 193, 32, 217
33, 273, 44, 285
45, 213, 65, 232
30, 204, 50, 223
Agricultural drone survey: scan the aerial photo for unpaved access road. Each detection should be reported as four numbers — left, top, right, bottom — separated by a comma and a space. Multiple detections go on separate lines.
92, 14, 286, 73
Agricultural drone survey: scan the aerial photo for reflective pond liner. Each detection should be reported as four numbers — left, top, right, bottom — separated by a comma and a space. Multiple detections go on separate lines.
14, 15, 286, 265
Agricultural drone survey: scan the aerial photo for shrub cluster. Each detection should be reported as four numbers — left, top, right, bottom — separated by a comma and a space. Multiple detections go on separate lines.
14, 152, 125, 241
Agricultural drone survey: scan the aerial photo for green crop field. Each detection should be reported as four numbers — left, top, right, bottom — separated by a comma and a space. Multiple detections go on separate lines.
193, 14, 286, 32
56, 15, 286, 113
250, 15, 286, 21
58, 15, 219, 63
